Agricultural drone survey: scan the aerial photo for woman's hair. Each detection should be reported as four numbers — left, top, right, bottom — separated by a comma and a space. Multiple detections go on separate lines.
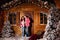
21, 16, 25, 21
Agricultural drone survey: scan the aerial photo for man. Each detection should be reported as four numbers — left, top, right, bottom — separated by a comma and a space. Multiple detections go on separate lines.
24, 16, 30, 37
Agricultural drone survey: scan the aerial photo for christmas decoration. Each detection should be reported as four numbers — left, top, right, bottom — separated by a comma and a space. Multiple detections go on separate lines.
43, 7, 60, 40
2, 20, 14, 38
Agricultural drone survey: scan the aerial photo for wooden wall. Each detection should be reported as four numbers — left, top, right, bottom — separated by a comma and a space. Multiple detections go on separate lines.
0, 0, 60, 36
3, 3, 49, 35
55, 0, 60, 9
0, 12, 4, 33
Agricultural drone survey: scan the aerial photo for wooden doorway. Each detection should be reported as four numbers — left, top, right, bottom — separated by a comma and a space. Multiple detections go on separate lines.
23, 11, 34, 36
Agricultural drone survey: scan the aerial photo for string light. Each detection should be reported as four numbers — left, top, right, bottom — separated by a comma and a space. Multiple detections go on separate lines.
1, 0, 51, 10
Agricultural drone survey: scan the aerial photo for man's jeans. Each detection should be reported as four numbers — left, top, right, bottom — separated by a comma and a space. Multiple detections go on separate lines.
24, 27, 29, 37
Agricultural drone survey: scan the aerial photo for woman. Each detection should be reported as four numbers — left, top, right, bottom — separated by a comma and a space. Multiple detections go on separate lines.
20, 16, 25, 37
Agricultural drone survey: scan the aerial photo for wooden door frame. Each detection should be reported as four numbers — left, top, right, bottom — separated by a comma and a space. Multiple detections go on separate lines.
23, 11, 34, 35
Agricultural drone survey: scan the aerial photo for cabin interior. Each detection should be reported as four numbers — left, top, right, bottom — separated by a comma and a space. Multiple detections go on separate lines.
0, 0, 60, 40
